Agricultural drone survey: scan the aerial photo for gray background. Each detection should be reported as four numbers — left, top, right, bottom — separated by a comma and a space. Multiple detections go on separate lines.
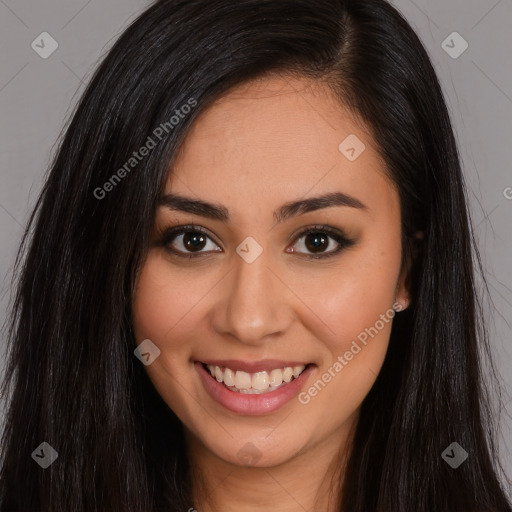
0, 0, 511, 486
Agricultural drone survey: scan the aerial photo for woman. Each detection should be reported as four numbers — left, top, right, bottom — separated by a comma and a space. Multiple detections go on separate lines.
1, 0, 510, 510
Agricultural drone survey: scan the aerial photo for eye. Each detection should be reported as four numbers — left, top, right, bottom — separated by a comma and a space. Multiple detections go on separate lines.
159, 225, 222, 258
287, 225, 356, 259
157, 223, 355, 260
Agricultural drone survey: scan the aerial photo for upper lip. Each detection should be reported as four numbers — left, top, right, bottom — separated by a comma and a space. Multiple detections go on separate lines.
198, 359, 311, 373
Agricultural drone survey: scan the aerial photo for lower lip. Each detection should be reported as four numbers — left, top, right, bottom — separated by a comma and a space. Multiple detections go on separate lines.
195, 362, 315, 415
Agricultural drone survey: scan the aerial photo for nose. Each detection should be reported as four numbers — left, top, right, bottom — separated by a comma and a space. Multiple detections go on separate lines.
211, 251, 294, 346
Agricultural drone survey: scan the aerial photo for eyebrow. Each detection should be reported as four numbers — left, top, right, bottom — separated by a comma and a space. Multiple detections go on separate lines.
158, 191, 367, 224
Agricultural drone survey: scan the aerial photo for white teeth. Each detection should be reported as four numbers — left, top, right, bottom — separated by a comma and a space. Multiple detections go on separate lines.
224, 367, 235, 387
204, 364, 306, 394
282, 367, 293, 383
234, 370, 252, 390
292, 366, 303, 378
252, 371, 269, 390
269, 369, 282, 387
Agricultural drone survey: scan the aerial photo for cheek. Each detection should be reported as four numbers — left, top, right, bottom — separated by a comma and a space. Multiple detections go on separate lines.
132, 254, 206, 344
295, 250, 399, 417
132, 255, 205, 412
324, 271, 397, 343
300, 235, 401, 364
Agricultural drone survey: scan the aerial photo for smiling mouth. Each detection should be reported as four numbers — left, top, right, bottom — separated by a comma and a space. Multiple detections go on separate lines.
202, 363, 311, 394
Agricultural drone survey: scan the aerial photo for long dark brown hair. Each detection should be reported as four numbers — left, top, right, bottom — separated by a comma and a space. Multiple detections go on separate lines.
1, 0, 510, 510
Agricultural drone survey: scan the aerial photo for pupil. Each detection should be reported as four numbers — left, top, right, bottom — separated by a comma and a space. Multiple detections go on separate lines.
184, 232, 206, 251
306, 233, 328, 252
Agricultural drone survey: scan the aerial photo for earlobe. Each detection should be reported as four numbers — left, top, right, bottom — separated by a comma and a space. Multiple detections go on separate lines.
394, 270, 410, 312
394, 296, 410, 312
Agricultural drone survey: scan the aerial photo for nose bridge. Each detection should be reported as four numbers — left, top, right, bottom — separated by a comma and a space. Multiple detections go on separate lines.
212, 250, 292, 344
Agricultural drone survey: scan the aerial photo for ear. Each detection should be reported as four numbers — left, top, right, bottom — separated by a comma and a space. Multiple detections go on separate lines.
395, 230, 423, 311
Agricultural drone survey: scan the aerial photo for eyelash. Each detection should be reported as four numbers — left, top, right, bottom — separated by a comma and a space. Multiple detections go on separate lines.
157, 224, 356, 261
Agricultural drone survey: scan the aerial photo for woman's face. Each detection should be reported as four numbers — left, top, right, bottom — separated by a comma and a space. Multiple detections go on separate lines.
132, 75, 409, 468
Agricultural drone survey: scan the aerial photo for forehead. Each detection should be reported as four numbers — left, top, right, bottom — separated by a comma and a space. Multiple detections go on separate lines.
166, 75, 397, 220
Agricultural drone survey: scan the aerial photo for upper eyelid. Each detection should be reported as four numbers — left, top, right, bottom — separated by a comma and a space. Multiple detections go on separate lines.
287, 224, 347, 242
162, 224, 221, 246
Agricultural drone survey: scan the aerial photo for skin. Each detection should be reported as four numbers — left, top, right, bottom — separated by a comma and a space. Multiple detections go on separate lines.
132, 75, 413, 512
